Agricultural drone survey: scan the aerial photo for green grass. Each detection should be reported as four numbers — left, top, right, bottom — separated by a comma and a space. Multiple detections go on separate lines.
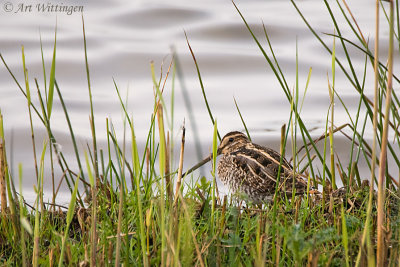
1, 1, 400, 265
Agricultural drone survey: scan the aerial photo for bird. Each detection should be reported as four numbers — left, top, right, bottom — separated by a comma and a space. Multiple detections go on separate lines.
184, 131, 310, 203
216, 131, 310, 203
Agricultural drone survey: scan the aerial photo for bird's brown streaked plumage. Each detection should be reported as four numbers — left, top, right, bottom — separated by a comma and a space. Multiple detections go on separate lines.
216, 131, 308, 203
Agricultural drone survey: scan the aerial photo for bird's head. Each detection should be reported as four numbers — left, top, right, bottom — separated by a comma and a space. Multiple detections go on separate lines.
217, 131, 249, 155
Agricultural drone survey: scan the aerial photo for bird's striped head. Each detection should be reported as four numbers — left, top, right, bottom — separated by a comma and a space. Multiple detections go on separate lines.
218, 131, 249, 155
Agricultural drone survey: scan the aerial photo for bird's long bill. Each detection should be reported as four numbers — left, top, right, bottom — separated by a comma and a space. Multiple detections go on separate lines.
182, 154, 213, 177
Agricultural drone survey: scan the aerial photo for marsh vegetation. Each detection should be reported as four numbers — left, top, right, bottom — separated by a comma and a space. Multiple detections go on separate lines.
1, 1, 400, 266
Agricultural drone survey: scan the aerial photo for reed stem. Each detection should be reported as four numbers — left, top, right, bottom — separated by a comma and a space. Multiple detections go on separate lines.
377, 1, 394, 266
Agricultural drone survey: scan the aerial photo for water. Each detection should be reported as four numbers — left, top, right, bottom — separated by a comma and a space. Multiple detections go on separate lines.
0, 0, 396, 204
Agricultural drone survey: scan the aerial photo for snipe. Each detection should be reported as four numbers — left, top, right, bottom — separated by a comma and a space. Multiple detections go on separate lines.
184, 131, 310, 203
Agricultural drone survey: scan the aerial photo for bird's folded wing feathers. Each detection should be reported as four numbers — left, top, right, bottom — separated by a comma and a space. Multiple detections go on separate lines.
231, 146, 308, 195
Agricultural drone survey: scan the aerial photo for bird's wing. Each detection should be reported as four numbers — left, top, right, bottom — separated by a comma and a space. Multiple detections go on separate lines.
228, 153, 274, 195
232, 145, 307, 195
250, 143, 293, 171
230, 147, 285, 191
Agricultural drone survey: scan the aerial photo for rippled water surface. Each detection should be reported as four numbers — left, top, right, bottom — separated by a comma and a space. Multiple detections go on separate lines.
0, 0, 396, 202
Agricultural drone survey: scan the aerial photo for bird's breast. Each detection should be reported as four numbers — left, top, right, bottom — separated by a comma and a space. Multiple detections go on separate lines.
217, 154, 248, 190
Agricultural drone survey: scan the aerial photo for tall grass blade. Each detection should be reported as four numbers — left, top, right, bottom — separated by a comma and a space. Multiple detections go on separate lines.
174, 121, 186, 203
22, 46, 39, 182
377, 1, 394, 265
157, 103, 167, 266
32, 140, 47, 267
341, 204, 350, 267
85, 151, 97, 266
18, 164, 28, 267
157, 103, 172, 201
233, 97, 251, 141
58, 174, 80, 267
131, 116, 148, 266
47, 25, 57, 119
357, 1, 381, 265
39, 31, 47, 96
115, 182, 124, 267
329, 32, 336, 189
82, 15, 99, 180
184, 31, 221, 141
0, 118, 7, 215
55, 81, 87, 192
211, 119, 218, 226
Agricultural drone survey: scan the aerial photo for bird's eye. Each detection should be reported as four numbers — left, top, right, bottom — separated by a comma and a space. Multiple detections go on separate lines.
228, 137, 234, 142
